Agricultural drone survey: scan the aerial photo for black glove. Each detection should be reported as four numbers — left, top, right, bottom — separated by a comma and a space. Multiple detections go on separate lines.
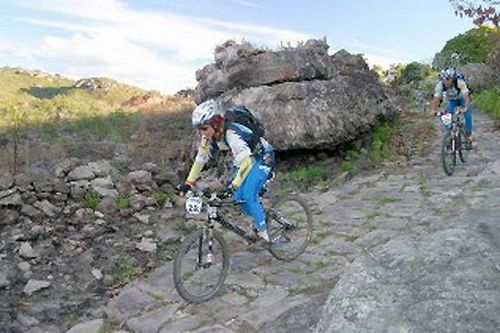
178, 183, 192, 196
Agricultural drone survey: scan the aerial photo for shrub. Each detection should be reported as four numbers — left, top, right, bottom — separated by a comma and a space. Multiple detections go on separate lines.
398, 62, 434, 85
433, 26, 498, 68
474, 87, 500, 119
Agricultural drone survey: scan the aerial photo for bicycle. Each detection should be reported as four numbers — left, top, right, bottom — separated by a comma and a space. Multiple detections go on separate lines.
438, 109, 469, 176
173, 188, 313, 303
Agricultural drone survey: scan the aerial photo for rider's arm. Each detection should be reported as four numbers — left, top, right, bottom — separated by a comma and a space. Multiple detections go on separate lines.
225, 129, 254, 188
186, 136, 213, 185
431, 81, 443, 115
457, 79, 470, 112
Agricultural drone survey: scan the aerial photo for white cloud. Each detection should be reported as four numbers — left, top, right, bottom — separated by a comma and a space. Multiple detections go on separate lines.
7, 0, 312, 93
227, 0, 264, 9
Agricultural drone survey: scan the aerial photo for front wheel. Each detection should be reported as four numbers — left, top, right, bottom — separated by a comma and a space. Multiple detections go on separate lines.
173, 228, 229, 303
266, 195, 313, 261
458, 127, 468, 163
441, 131, 456, 176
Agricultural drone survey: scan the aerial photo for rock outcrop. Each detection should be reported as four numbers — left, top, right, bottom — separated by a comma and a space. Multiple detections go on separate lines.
314, 208, 500, 333
194, 39, 398, 151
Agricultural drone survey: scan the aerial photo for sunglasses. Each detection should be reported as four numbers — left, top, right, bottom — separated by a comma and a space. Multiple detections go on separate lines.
199, 125, 211, 131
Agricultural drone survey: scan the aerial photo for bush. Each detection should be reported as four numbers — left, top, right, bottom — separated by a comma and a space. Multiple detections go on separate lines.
433, 26, 498, 68
398, 62, 434, 85
474, 87, 500, 119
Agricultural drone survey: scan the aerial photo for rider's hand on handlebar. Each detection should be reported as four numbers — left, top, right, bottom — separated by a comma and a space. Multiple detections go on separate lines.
178, 183, 192, 197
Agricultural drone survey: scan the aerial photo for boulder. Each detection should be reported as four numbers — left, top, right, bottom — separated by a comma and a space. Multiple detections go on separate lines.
0, 208, 19, 225
460, 63, 496, 90
314, 208, 500, 333
0, 174, 14, 190
67, 166, 95, 181
219, 72, 397, 150
195, 39, 337, 103
194, 39, 398, 151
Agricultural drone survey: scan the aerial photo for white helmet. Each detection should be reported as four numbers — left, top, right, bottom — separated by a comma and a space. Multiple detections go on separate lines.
440, 68, 456, 80
192, 99, 221, 128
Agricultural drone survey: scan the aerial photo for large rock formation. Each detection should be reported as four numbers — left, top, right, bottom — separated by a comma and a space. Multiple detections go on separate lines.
195, 39, 398, 151
314, 207, 500, 333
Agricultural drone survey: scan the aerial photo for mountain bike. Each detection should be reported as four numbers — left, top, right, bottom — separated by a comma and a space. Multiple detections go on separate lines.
173, 188, 313, 303
439, 110, 469, 176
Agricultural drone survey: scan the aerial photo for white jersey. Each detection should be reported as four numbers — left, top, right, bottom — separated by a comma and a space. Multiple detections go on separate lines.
433, 78, 469, 100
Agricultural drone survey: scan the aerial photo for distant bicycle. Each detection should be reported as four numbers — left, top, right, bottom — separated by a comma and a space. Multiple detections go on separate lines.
438, 109, 469, 176
173, 188, 313, 303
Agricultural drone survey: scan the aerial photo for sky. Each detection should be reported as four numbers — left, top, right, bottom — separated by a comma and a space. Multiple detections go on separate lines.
0, 0, 475, 94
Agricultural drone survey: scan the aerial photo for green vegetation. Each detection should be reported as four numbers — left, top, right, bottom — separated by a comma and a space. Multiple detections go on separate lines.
397, 62, 434, 85
153, 189, 168, 206
474, 87, 500, 120
282, 165, 332, 186
376, 196, 402, 205
116, 195, 131, 210
0, 66, 195, 174
370, 121, 392, 162
83, 192, 101, 210
112, 262, 138, 287
433, 26, 499, 68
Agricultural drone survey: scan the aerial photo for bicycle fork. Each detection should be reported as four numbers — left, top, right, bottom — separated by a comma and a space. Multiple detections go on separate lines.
197, 208, 218, 269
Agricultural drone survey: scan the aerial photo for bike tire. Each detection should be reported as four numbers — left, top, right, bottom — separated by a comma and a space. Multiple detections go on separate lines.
173, 228, 230, 303
266, 195, 313, 261
441, 131, 456, 176
458, 127, 467, 164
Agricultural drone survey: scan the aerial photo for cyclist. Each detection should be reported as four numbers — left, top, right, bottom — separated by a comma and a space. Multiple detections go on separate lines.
430, 68, 474, 148
179, 99, 275, 242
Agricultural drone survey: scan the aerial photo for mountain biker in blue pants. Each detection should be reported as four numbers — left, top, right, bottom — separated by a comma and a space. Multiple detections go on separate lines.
430, 68, 474, 148
179, 99, 275, 243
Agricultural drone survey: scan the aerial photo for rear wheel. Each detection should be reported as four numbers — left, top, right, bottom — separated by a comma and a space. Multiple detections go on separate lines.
173, 228, 229, 303
442, 131, 456, 176
266, 195, 313, 261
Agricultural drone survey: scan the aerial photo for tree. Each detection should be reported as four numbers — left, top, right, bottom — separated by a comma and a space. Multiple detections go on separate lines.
450, 0, 500, 27
432, 26, 497, 68
398, 62, 433, 85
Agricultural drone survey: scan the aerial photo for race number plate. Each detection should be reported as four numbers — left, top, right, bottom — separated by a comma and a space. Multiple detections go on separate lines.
185, 197, 203, 215
441, 113, 452, 127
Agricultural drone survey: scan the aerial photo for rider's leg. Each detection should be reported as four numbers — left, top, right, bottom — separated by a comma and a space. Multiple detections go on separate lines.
464, 104, 474, 136
234, 160, 271, 233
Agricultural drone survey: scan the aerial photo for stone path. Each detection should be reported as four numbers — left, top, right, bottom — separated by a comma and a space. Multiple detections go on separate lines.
69, 110, 500, 333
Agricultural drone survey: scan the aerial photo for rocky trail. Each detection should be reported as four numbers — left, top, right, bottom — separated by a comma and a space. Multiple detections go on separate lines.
59, 110, 500, 333
1, 109, 499, 333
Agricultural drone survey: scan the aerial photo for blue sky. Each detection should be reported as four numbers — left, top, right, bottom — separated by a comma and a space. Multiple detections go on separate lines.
0, 0, 474, 94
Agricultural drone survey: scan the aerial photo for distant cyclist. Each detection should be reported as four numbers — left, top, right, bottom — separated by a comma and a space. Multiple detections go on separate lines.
179, 99, 275, 242
430, 68, 474, 147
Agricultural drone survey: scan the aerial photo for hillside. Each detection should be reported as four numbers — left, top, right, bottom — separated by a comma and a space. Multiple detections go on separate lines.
0, 67, 195, 174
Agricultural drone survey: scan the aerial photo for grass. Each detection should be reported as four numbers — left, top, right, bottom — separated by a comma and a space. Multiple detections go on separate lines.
112, 262, 137, 287
153, 189, 168, 206
281, 165, 332, 186
474, 87, 500, 121
83, 192, 101, 210
116, 195, 130, 210
376, 196, 402, 205
0, 66, 195, 174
